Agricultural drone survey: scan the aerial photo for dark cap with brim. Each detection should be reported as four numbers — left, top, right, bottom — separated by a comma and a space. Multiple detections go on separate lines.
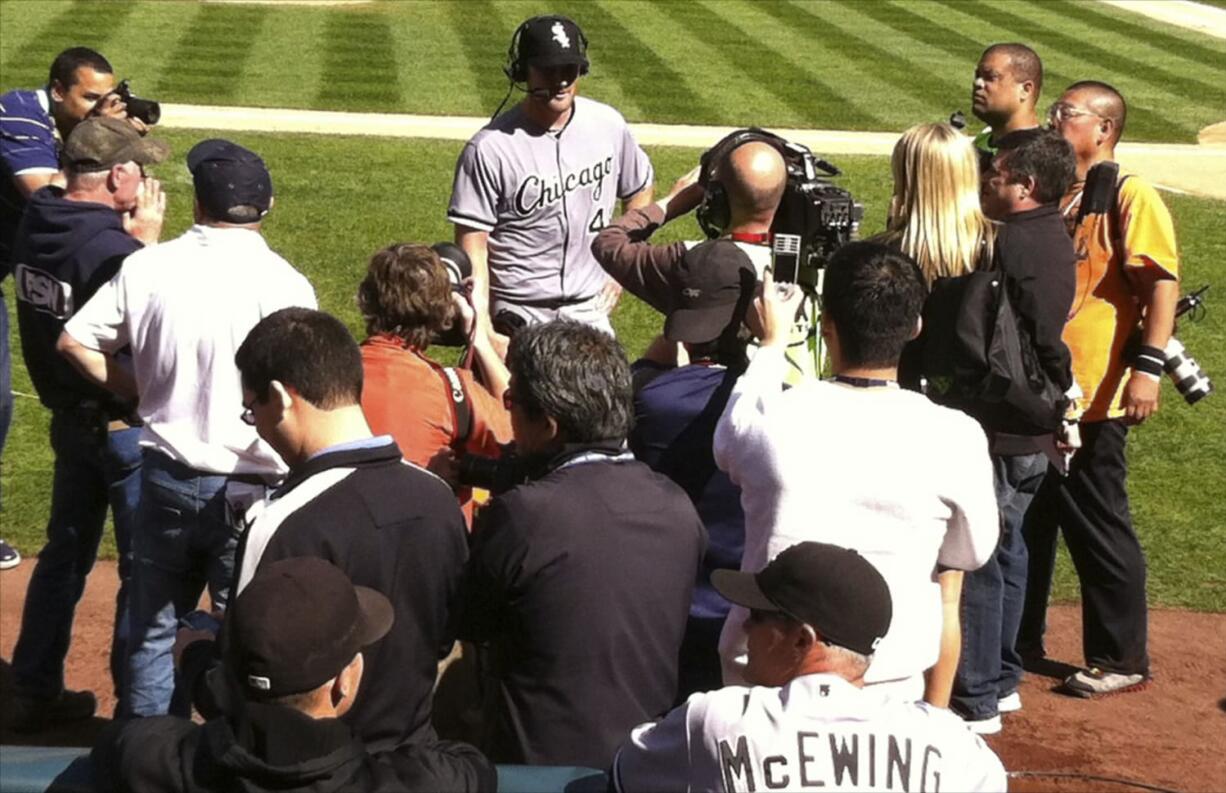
663, 242, 757, 344
187, 138, 273, 224
63, 117, 169, 173
712, 541, 892, 656
231, 557, 394, 699
518, 15, 589, 71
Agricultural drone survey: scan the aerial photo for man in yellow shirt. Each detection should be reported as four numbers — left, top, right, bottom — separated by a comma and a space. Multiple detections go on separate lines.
1020, 81, 1179, 698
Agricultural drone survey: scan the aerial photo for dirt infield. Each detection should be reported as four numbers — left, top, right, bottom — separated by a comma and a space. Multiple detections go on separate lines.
2, 561, 1224, 791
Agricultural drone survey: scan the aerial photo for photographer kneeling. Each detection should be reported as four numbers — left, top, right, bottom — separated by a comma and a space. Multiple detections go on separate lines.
357, 243, 511, 524
456, 320, 705, 770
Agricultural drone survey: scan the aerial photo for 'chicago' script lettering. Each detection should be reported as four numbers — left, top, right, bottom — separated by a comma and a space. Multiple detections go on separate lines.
513, 156, 613, 215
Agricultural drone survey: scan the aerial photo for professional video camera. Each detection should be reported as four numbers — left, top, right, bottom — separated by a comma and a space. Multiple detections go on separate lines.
113, 80, 160, 125
696, 128, 863, 292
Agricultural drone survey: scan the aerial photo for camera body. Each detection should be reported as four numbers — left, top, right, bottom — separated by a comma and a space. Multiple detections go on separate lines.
457, 444, 531, 495
113, 79, 160, 125
697, 128, 862, 291
431, 242, 473, 347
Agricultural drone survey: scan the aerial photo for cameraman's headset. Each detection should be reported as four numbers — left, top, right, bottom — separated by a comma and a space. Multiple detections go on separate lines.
696, 127, 791, 239
491, 16, 590, 119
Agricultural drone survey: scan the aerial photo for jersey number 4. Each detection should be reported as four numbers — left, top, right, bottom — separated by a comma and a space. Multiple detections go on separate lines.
588, 207, 607, 233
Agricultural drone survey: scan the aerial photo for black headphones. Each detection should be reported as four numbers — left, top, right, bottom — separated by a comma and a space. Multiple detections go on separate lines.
696, 128, 790, 239
503, 15, 590, 84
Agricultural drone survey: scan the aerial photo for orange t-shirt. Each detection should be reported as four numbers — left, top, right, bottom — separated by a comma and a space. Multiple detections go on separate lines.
1060, 171, 1179, 422
360, 335, 512, 524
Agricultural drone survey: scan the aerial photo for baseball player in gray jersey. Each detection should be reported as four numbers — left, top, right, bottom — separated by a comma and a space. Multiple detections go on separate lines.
613, 542, 1007, 793
448, 15, 654, 337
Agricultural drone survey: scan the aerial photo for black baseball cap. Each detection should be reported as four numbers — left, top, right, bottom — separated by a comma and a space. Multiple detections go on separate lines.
230, 557, 393, 699
63, 116, 169, 173
713, 541, 892, 656
663, 243, 757, 344
518, 15, 588, 71
186, 138, 273, 223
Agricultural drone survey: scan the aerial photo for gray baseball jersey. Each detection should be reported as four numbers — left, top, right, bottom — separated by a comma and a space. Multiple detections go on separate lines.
447, 95, 653, 309
614, 673, 1007, 793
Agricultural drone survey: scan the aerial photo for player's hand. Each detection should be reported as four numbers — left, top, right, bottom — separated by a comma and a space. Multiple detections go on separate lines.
123, 177, 166, 246
750, 266, 803, 348
1121, 372, 1160, 425
595, 278, 623, 315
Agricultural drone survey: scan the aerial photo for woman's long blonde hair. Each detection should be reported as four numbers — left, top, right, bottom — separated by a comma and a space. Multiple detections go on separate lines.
879, 122, 995, 284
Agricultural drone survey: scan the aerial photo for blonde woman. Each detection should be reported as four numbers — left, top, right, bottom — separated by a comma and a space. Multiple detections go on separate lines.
873, 121, 995, 714
877, 121, 995, 284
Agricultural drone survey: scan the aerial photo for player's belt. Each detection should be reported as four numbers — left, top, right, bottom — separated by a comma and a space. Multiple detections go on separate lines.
503, 293, 597, 309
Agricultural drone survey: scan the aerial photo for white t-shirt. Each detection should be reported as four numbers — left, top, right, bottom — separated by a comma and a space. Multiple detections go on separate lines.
66, 224, 317, 475
713, 345, 998, 685
614, 673, 1008, 793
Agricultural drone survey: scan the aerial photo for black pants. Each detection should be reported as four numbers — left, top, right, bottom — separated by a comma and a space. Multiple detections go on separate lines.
1019, 419, 1149, 675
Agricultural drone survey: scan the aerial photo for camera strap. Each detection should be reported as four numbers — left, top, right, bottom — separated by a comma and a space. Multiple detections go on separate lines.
433, 366, 474, 452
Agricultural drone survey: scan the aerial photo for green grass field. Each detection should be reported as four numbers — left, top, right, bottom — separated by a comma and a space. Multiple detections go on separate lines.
0, 1, 1224, 611
2, 0, 1225, 142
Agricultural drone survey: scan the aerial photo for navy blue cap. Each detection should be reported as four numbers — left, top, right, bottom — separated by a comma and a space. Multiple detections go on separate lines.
187, 139, 272, 223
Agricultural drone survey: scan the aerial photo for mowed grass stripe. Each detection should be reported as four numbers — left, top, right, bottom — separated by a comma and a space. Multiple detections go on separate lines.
906, 0, 1196, 141
316, 9, 402, 112
769, 0, 966, 120
155, 4, 270, 103
1044, 0, 1226, 77
0, 0, 136, 88
938, 0, 1225, 108
443, 0, 517, 115
557, 0, 699, 123
655, 1, 881, 129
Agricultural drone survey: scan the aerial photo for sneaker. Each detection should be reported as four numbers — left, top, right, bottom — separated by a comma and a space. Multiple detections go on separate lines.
1060, 667, 1149, 698
6, 689, 97, 732
964, 713, 1002, 735
0, 539, 20, 570
997, 691, 1022, 713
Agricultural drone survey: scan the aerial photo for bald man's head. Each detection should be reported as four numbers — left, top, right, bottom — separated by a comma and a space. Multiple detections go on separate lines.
1065, 80, 1127, 143
723, 141, 787, 223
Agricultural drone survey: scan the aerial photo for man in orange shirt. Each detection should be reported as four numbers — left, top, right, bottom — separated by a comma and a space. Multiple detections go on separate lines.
1021, 81, 1179, 698
356, 243, 511, 524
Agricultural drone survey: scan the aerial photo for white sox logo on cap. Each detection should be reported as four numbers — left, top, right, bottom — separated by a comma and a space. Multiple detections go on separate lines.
552, 21, 571, 48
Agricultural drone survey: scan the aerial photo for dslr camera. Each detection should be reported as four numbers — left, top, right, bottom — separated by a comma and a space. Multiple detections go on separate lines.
456, 444, 531, 496
431, 242, 473, 347
1164, 285, 1212, 405
112, 79, 161, 125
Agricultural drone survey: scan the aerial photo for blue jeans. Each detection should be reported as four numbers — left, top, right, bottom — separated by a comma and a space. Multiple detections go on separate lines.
124, 450, 239, 717
952, 451, 1048, 720
11, 412, 142, 702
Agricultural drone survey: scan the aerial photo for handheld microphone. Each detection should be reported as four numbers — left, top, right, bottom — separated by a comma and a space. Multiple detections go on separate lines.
772, 233, 802, 284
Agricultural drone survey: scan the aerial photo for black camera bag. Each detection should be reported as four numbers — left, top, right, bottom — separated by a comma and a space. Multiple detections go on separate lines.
919, 264, 1066, 435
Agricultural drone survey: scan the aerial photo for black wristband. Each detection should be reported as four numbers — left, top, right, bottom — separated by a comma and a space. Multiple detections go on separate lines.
1133, 344, 1166, 376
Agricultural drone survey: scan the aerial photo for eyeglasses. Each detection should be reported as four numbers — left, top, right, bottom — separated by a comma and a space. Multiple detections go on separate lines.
1047, 102, 1100, 124
240, 400, 257, 426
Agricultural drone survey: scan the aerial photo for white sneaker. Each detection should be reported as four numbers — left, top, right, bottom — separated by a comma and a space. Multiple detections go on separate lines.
964, 714, 1001, 735
997, 691, 1022, 713
0, 539, 20, 570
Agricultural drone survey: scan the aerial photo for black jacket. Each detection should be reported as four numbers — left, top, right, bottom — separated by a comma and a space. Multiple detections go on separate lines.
221, 439, 469, 751
458, 443, 706, 769
991, 204, 1076, 453
11, 186, 140, 413
91, 697, 495, 793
